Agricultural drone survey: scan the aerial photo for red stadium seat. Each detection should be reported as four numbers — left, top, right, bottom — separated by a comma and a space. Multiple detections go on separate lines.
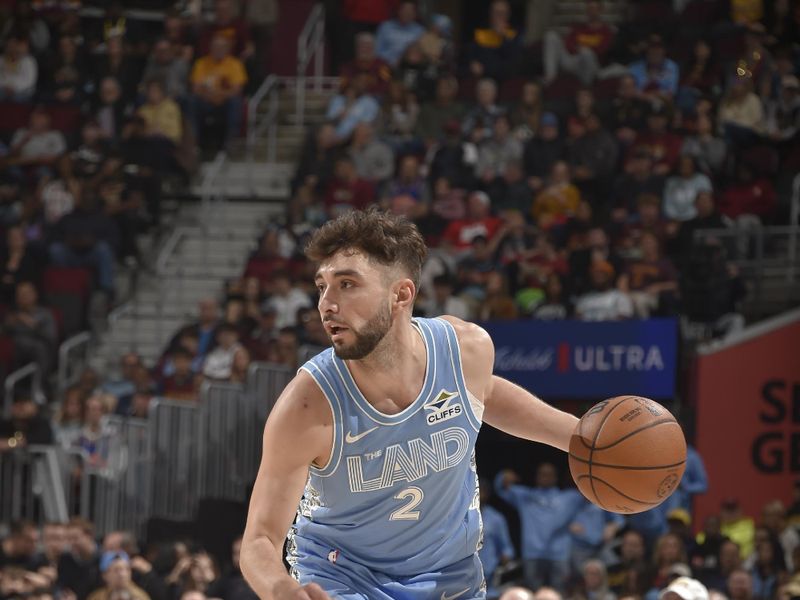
43, 267, 92, 337
0, 335, 14, 373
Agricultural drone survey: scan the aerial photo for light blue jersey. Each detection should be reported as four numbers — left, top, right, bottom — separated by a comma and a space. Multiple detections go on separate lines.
288, 317, 486, 599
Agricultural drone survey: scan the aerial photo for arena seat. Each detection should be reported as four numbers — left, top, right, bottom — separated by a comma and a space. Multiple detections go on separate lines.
43, 267, 92, 337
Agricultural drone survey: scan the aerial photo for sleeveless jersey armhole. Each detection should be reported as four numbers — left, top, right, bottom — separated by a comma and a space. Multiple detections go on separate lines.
298, 364, 344, 477
437, 318, 484, 432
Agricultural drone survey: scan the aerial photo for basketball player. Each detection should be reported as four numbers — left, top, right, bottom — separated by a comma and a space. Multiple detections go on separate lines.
241, 210, 579, 600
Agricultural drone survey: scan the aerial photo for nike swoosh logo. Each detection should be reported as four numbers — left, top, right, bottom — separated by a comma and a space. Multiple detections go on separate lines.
345, 427, 378, 444
441, 588, 470, 600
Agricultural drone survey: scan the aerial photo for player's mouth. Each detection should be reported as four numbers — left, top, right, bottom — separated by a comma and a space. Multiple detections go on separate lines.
326, 322, 349, 341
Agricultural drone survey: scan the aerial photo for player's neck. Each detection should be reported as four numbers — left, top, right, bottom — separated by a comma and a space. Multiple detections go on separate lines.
348, 319, 426, 394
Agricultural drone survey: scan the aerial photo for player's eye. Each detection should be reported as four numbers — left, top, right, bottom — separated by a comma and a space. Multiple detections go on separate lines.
316, 284, 325, 293
341, 280, 354, 289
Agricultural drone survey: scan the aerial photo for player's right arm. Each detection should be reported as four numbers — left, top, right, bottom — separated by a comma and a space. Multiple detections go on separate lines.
241, 371, 333, 600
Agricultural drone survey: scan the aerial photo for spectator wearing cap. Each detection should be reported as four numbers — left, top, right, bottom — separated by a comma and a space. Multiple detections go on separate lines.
543, 0, 615, 86
88, 551, 150, 600
466, 0, 522, 82
765, 75, 800, 145
531, 161, 581, 231
718, 76, 765, 147
663, 155, 714, 222
417, 14, 454, 68
628, 104, 683, 176
0, 36, 38, 101
660, 577, 709, 600
523, 112, 565, 194
414, 76, 464, 146
188, 34, 247, 146
629, 35, 680, 100
462, 78, 505, 142
374, 1, 424, 67
339, 33, 392, 99
442, 191, 503, 253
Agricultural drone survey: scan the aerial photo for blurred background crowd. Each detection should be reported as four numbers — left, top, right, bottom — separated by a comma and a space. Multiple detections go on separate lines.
0, 0, 798, 598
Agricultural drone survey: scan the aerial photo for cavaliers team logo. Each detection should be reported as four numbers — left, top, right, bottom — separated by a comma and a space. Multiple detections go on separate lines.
424, 390, 462, 425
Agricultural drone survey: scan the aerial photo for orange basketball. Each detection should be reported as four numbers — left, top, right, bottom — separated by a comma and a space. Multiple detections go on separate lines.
569, 396, 687, 514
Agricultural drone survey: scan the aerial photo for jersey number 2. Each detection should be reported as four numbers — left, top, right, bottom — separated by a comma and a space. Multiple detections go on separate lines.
389, 486, 424, 521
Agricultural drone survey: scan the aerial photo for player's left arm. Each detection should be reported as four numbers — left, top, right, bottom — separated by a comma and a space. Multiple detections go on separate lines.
442, 315, 578, 452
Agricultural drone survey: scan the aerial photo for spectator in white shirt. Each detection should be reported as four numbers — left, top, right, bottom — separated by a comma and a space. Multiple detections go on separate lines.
7, 106, 67, 179
0, 36, 38, 101
202, 323, 249, 381
575, 259, 634, 321
262, 271, 312, 329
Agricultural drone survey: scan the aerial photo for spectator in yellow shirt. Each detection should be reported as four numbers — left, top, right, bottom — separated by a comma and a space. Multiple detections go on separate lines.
187, 34, 247, 146
531, 161, 582, 230
138, 79, 182, 145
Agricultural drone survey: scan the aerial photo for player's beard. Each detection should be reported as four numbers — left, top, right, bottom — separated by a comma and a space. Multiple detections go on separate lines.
330, 301, 392, 360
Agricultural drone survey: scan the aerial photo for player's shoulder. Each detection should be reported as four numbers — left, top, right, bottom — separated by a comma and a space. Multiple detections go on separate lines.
269, 368, 331, 429
438, 315, 494, 353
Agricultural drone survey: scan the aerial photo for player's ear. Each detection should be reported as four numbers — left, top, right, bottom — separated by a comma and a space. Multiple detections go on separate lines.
393, 279, 416, 310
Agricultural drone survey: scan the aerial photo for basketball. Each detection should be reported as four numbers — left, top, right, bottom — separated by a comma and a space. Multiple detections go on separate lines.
569, 396, 687, 514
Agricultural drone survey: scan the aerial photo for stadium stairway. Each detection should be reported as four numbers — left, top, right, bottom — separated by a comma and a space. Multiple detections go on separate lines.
188, 81, 338, 200
89, 200, 285, 373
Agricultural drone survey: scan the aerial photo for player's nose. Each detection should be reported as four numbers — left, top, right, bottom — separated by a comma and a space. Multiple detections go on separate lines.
318, 289, 339, 314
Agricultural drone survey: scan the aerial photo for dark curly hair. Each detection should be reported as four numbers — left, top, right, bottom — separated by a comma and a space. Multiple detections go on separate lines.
305, 209, 427, 291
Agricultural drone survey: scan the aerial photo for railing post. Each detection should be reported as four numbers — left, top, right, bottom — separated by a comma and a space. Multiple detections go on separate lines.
314, 18, 324, 93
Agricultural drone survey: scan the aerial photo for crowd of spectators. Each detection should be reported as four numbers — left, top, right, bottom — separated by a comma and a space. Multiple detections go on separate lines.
295, 0, 799, 339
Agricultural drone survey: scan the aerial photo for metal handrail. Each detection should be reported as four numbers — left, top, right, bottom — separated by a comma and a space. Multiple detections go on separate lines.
246, 75, 282, 194
3, 363, 43, 418
296, 3, 326, 128
57, 332, 92, 398
200, 151, 227, 231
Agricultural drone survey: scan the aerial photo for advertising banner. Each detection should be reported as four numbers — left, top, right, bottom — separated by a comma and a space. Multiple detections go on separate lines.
694, 310, 800, 525
482, 319, 678, 399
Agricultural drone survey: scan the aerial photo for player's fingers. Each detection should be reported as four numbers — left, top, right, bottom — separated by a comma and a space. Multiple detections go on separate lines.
301, 583, 332, 600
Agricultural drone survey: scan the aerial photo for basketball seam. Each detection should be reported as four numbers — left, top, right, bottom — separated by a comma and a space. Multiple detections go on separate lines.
576, 474, 662, 506
588, 396, 632, 510
593, 419, 679, 450
568, 454, 686, 471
